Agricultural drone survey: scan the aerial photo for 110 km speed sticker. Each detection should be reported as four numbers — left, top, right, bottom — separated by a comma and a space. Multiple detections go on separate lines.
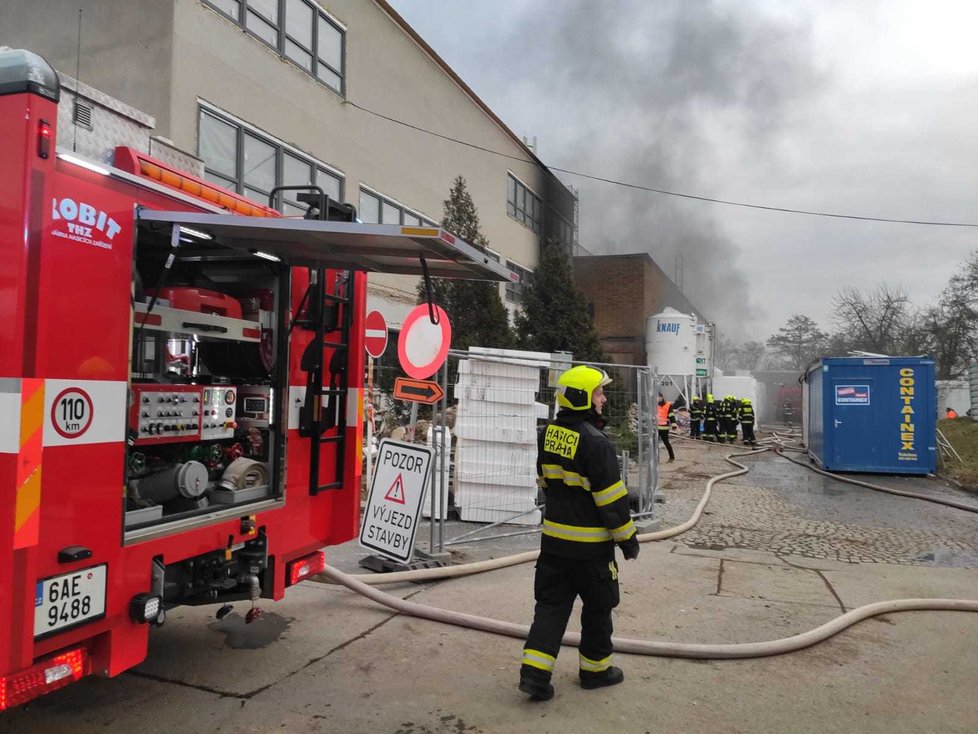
51, 387, 94, 439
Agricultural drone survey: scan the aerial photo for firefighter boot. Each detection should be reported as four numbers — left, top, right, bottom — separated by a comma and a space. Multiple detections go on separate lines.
580, 666, 625, 690
519, 666, 555, 701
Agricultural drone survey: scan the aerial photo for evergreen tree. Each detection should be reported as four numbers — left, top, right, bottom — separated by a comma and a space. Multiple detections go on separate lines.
417, 176, 514, 350
514, 237, 605, 362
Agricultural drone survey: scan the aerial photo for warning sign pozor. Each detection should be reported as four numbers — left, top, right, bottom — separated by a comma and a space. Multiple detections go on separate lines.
359, 439, 433, 562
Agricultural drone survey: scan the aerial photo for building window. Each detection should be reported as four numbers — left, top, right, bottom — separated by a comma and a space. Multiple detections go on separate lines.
507, 173, 541, 234
198, 106, 344, 213
204, 0, 346, 95
505, 260, 531, 304
359, 187, 430, 226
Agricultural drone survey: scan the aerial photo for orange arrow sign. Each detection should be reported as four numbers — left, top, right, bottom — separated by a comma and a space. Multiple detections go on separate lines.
393, 377, 444, 404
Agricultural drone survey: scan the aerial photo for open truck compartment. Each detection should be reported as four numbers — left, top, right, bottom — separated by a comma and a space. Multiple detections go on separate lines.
125, 221, 291, 535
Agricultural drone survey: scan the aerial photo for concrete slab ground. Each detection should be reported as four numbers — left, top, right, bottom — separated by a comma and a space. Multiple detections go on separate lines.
3, 437, 978, 733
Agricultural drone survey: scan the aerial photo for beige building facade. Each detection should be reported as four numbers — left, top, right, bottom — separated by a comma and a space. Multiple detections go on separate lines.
2, 0, 577, 329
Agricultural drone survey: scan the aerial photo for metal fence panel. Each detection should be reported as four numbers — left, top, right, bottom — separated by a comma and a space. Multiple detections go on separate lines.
364, 350, 659, 552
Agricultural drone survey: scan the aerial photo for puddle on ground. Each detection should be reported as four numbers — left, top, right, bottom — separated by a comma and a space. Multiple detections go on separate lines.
208, 611, 290, 649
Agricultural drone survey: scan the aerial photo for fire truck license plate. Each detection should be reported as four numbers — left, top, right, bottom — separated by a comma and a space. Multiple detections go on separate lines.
34, 565, 107, 637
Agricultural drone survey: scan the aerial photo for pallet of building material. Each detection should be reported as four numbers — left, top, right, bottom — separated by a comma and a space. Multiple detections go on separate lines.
467, 346, 552, 368
453, 419, 537, 444
454, 437, 535, 464
455, 485, 541, 525
455, 384, 541, 405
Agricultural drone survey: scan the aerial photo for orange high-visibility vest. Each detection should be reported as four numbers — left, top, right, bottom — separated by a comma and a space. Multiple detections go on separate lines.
657, 402, 672, 427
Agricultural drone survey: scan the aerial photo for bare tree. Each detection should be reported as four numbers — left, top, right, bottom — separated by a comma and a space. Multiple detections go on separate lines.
713, 335, 736, 371
765, 314, 827, 369
733, 340, 767, 370
925, 272, 978, 378
831, 284, 912, 355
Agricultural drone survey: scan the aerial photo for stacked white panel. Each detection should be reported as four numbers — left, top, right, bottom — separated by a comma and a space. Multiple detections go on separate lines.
453, 351, 547, 525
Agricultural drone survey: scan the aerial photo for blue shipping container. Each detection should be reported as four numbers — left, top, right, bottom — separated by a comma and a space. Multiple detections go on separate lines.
804, 357, 936, 474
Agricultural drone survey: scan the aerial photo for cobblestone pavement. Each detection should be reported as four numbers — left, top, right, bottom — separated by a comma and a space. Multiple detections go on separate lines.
657, 435, 978, 567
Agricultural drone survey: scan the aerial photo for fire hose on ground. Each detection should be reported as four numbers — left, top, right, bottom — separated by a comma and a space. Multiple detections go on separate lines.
317, 443, 978, 660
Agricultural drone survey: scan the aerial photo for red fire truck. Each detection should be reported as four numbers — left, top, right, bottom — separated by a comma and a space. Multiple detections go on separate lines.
0, 48, 510, 710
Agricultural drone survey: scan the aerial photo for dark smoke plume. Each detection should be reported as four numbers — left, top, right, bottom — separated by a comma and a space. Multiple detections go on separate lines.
443, 1, 821, 337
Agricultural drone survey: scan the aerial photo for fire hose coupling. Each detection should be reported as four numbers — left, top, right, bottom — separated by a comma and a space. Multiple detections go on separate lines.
129, 592, 165, 626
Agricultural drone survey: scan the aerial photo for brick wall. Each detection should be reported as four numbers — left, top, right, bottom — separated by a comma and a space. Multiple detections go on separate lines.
573, 253, 707, 366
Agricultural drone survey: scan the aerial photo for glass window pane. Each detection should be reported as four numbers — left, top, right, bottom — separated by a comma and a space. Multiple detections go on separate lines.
248, 0, 278, 23
317, 15, 343, 71
246, 11, 278, 45
285, 0, 313, 47
285, 41, 312, 71
403, 213, 421, 226
243, 134, 277, 193
507, 175, 516, 204
382, 201, 400, 225
507, 202, 516, 217
243, 186, 268, 204
199, 112, 238, 180
283, 153, 312, 187
316, 168, 342, 200
316, 65, 342, 92
208, 0, 240, 19
359, 190, 380, 224
204, 170, 236, 189
283, 201, 306, 216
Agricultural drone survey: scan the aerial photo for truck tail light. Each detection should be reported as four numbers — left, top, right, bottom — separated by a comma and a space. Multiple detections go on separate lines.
286, 551, 326, 586
37, 118, 52, 159
0, 647, 88, 711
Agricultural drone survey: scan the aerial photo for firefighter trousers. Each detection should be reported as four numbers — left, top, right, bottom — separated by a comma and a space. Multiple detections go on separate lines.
690, 419, 701, 439
742, 423, 756, 444
521, 553, 620, 681
703, 418, 718, 441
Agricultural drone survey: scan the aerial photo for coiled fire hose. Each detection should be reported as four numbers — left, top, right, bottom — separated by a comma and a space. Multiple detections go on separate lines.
319, 445, 978, 659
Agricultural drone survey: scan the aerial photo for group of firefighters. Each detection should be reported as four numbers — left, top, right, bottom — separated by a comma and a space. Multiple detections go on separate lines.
689, 393, 757, 445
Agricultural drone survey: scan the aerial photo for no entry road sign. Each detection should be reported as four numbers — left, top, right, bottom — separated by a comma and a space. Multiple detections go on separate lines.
397, 304, 451, 379
364, 310, 388, 359
359, 439, 433, 563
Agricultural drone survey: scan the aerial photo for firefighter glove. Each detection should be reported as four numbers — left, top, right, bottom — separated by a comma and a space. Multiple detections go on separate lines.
618, 535, 640, 560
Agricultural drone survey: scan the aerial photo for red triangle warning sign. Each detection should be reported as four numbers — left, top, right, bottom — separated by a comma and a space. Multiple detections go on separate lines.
384, 473, 407, 504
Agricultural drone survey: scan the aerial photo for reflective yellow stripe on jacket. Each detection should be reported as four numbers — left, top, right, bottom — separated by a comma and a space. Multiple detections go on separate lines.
540, 463, 591, 490
542, 519, 612, 543
592, 480, 626, 507
610, 519, 636, 542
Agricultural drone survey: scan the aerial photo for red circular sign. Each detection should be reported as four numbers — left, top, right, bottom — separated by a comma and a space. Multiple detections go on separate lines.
51, 387, 94, 439
364, 310, 389, 359
397, 304, 452, 379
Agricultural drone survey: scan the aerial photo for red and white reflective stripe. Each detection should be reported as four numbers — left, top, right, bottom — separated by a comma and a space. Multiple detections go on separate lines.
14, 379, 43, 549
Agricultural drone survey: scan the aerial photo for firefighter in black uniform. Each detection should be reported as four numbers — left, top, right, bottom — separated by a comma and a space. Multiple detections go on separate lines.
721, 395, 737, 443
703, 393, 719, 442
519, 365, 640, 701
689, 396, 704, 439
739, 398, 756, 445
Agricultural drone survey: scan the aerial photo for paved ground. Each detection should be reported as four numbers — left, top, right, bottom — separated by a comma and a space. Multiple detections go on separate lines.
4, 434, 978, 733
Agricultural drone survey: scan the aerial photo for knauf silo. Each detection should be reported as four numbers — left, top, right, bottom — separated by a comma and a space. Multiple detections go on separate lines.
646, 308, 696, 403
804, 357, 936, 474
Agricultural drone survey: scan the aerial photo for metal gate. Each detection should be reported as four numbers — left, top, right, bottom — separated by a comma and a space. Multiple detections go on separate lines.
366, 349, 659, 553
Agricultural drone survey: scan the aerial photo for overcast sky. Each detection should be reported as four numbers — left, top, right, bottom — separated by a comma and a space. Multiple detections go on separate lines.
389, 0, 978, 342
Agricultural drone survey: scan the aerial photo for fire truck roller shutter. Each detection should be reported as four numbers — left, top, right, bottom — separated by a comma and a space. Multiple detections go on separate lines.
135, 211, 516, 282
